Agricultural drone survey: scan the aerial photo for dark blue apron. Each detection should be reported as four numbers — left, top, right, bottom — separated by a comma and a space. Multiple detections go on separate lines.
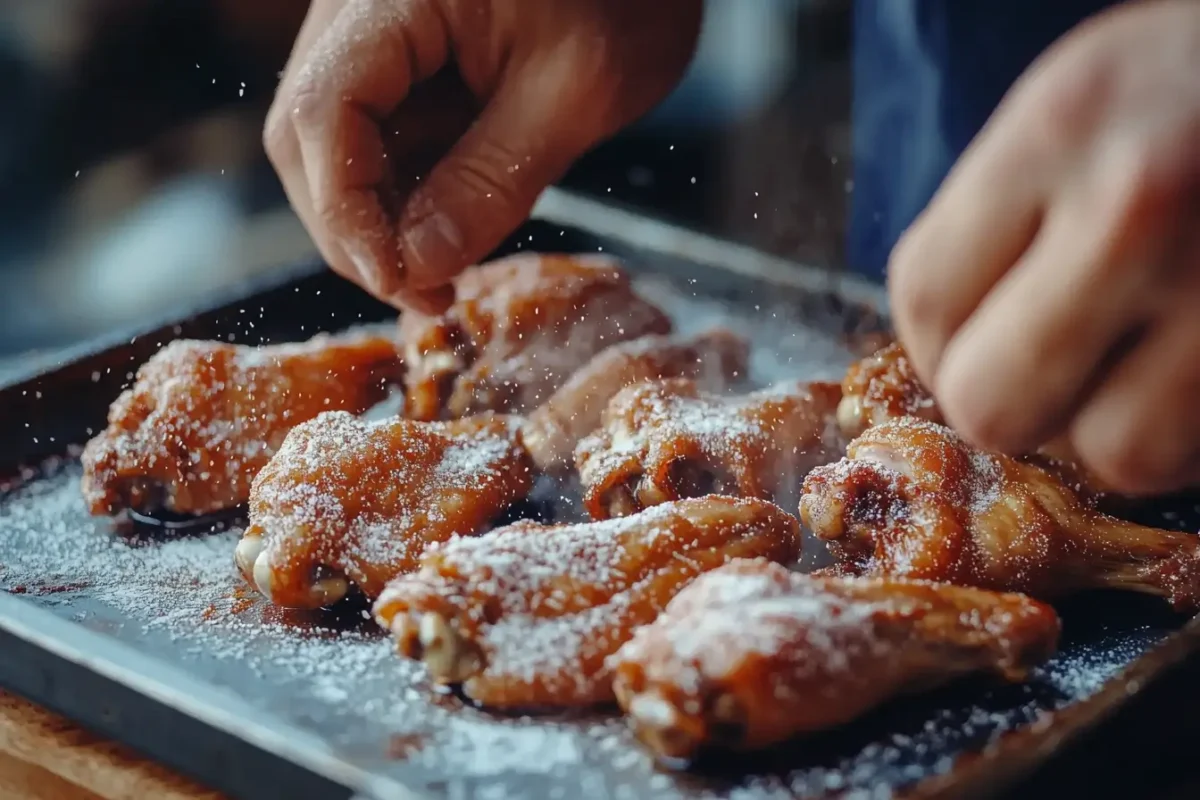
849, 0, 1120, 279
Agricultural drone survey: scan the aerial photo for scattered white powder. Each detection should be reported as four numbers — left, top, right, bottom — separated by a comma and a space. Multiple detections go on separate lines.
0, 279, 1182, 800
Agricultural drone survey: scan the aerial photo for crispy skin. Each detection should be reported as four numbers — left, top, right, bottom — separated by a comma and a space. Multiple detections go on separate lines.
576, 378, 844, 520
522, 328, 749, 473
610, 559, 1059, 760
80, 334, 401, 516
837, 342, 941, 439
401, 253, 672, 420
235, 411, 533, 610
373, 496, 801, 709
800, 417, 1200, 610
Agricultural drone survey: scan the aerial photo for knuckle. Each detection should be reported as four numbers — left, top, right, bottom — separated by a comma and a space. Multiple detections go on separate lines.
262, 103, 294, 165
452, 141, 531, 209
284, 77, 330, 134
1020, 41, 1112, 151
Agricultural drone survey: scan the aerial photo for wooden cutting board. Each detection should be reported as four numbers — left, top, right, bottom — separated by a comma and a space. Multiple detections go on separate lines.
0, 691, 222, 800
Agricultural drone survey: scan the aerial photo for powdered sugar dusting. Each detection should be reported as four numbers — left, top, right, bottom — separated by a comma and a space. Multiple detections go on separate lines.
79, 331, 399, 515
577, 380, 844, 518
246, 410, 531, 599
431, 505, 680, 599
0, 270, 1187, 799
616, 567, 884, 692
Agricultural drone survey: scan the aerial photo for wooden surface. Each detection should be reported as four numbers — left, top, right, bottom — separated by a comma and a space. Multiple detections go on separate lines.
0, 691, 222, 800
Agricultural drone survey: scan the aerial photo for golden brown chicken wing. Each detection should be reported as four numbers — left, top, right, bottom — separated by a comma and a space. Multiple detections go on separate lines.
836, 343, 1114, 501
836, 342, 941, 439
800, 417, 1200, 610
401, 253, 672, 421
372, 496, 801, 709
234, 411, 533, 610
80, 333, 402, 516
576, 378, 844, 520
522, 328, 749, 473
610, 559, 1059, 760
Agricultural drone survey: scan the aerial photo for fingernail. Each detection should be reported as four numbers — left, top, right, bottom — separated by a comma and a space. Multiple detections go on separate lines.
386, 285, 456, 316
342, 239, 380, 289
341, 237, 404, 299
401, 212, 465, 287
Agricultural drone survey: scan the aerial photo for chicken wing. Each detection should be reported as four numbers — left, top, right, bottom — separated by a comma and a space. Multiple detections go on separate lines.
373, 496, 801, 709
401, 253, 672, 421
837, 343, 1114, 501
800, 417, 1200, 610
836, 342, 941, 439
576, 378, 844, 520
522, 328, 750, 473
235, 411, 533, 609
81, 333, 402, 516
610, 559, 1059, 760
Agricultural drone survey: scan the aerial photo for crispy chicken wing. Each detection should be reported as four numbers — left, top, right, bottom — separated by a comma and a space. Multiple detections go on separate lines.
800, 417, 1200, 610
610, 559, 1059, 760
576, 378, 844, 520
373, 496, 801, 709
837, 343, 1115, 500
401, 253, 672, 421
81, 333, 402, 516
522, 328, 750, 473
836, 342, 941, 439
235, 411, 532, 609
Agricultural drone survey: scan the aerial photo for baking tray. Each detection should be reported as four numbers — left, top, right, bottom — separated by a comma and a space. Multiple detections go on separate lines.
3, 189, 1200, 800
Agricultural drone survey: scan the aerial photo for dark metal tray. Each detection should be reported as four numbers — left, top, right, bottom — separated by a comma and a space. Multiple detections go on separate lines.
2, 190, 1200, 800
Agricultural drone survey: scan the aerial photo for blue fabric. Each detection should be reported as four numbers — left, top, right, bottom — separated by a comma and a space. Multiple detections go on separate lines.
849, 0, 1121, 280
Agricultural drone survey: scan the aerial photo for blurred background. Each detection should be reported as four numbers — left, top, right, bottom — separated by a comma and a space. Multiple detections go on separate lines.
0, 0, 852, 382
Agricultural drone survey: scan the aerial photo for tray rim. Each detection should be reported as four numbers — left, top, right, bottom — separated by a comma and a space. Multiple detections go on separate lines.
0, 591, 415, 800
0, 187, 1194, 800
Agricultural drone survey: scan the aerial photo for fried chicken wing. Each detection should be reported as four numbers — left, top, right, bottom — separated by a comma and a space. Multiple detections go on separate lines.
401, 253, 672, 420
576, 379, 844, 520
373, 496, 801, 709
837, 343, 1115, 501
836, 342, 941, 439
80, 333, 402, 516
610, 559, 1059, 760
522, 328, 750, 473
234, 411, 532, 610
800, 417, 1200, 610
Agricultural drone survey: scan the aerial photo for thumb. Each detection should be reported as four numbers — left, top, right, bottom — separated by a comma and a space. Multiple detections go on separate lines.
393, 66, 605, 294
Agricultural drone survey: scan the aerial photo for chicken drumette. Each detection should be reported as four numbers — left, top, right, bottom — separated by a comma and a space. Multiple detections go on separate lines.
836, 343, 1113, 500
235, 411, 532, 609
800, 417, 1200, 610
836, 341, 941, 439
81, 333, 402, 516
373, 496, 801, 709
576, 378, 844, 520
401, 253, 672, 421
610, 559, 1059, 760
522, 328, 750, 473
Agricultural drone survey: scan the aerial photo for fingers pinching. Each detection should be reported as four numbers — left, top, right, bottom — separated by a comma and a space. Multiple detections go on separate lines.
278, 0, 452, 300
394, 76, 601, 292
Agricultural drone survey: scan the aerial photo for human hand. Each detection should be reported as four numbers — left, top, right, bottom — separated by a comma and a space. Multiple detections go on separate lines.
265, 0, 702, 313
888, 0, 1200, 495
